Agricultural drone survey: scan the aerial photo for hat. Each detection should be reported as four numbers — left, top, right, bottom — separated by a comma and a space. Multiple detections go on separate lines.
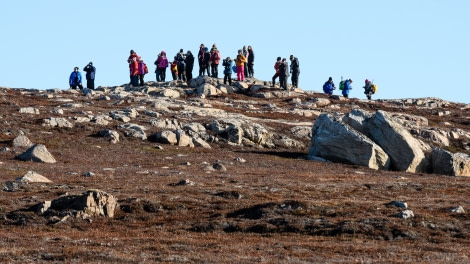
277, 57, 281, 61
365, 79, 369, 83
130, 50, 134, 54
180, 49, 183, 53
204, 47, 209, 52
328, 77, 332, 81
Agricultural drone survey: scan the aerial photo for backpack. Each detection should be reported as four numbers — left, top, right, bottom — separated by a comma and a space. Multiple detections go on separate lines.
371, 84, 377, 94
339, 81, 345, 90
144, 63, 148, 74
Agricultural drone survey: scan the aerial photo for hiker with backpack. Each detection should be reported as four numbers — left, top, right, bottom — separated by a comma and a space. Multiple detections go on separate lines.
154, 51, 168, 82
176, 49, 186, 81
235, 49, 247, 81
322, 77, 336, 95
279, 58, 289, 90
363, 79, 377, 100
247, 46, 255, 78
340, 79, 353, 98
69, 67, 83, 90
83, 62, 96, 90
185, 50, 195, 83
289, 55, 300, 89
137, 58, 148, 86
210, 45, 221, 78
271, 57, 282, 87
222, 57, 233, 86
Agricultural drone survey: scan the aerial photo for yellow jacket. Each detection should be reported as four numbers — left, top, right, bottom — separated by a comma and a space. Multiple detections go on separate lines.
235, 54, 246, 66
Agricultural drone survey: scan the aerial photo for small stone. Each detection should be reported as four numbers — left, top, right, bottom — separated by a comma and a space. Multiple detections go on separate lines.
398, 209, 414, 219
450, 206, 465, 214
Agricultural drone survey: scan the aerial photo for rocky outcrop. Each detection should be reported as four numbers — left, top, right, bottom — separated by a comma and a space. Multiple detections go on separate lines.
365, 110, 429, 173
309, 114, 390, 170
16, 144, 56, 163
431, 148, 470, 176
35, 189, 118, 218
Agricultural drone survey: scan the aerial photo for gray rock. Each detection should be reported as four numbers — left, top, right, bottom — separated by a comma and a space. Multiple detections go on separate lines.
398, 209, 414, 219
42, 117, 74, 128
365, 110, 429, 173
117, 123, 147, 140
342, 109, 373, 134
450, 206, 465, 214
98, 129, 120, 144
309, 114, 390, 170
431, 148, 470, 176
16, 144, 57, 163
16, 171, 52, 183
175, 130, 194, 148
12, 135, 33, 148
311, 98, 331, 107
19, 107, 39, 114
192, 137, 211, 149
154, 130, 178, 145
150, 118, 180, 130
197, 83, 218, 96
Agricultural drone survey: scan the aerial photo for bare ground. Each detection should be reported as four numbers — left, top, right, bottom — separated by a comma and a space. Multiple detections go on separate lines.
0, 87, 470, 263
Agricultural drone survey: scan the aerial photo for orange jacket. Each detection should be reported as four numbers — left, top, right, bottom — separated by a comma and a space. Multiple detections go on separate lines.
235, 54, 246, 66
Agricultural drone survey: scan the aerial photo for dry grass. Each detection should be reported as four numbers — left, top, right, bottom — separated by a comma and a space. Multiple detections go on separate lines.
0, 87, 469, 263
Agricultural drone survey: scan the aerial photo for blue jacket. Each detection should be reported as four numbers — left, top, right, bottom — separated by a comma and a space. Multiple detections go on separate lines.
69, 71, 82, 85
323, 81, 335, 94
222, 59, 233, 74
342, 80, 352, 96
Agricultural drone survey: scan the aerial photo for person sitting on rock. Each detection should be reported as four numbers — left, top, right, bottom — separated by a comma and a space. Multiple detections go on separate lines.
323, 77, 336, 95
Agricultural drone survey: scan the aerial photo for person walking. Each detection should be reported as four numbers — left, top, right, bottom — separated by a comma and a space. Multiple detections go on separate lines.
247, 45, 255, 78
222, 57, 233, 85
154, 51, 168, 82
323, 77, 336, 95
289, 54, 300, 89
342, 79, 353, 98
363, 79, 376, 100
69, 67, 83, 90
185, 50, 195, 82
210, 45, 221, 78
83, 62, 96, 90
271, 57, 282, 87
278, 58, 289, 90
234, 49, 247, 81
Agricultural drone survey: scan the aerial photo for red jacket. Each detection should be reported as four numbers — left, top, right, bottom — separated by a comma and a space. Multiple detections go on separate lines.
210, 49, 221, 65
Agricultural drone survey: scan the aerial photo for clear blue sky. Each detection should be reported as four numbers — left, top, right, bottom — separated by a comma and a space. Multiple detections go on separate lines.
1, 1, 468, 103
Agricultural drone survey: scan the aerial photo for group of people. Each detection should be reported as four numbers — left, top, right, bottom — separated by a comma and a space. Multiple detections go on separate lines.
69, 62, 96, 90
271, 55, 300, 90
322, 77, 377, 100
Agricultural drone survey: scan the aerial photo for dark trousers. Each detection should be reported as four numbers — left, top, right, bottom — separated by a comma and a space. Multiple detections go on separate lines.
279, 75, 287, 90
171, 71, 177, 80
211, 64, 219, 78
131, 75, 139, 86
86, 79, 95, 90
224, 73, 232, 85
291, 70, 299, 87
158, 68, 166, 82
272, 72, 280, 86
186, 66, 193, 82
71, 84, 83, 90
199, 64, 210, 76
177, 66, 186, 81
139, 74, 145, 86
247, 63, 254, 77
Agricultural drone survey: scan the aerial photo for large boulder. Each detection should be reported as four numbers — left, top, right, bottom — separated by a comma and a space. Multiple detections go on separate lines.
36, 189, 118, 218
16, 144, 56, 163
431, 148, 470, 176
365, 110, 429, 173
309, 114, 390, 170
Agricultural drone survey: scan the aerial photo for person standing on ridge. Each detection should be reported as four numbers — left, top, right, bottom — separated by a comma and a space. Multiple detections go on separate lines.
271, 57, 282, 87
247, 45, 255, 78
127, 50, 139, 85
69, 67, 83, 90
235, 49, 247, 81
210, 45, 221, 78
242, 46, 249, 78
176, 49, 186, 81
83, 62, 96, 90
363, 79, 374, 100
222, 56, 233, 86
185, 50, 195, 82
198, 44, 206, 76
278, 58, 289, 90
154, 51, 168, 82
137, 58, 148, 86
170, 56, 178, 81
289, 54, 300, 89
